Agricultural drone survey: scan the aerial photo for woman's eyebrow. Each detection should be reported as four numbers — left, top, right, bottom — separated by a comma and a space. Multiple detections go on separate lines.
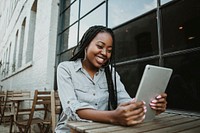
97, 41, 105, 45
97, 41, 112, 48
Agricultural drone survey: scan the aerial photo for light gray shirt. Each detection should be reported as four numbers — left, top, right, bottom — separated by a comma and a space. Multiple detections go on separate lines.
55, 59, 131, 132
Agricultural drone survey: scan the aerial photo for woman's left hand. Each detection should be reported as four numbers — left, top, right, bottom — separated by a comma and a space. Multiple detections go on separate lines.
150, 93, 167, 115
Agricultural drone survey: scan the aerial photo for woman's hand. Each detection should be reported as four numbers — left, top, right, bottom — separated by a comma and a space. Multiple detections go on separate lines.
111, 100, 146, 126
150, 93, 167, 115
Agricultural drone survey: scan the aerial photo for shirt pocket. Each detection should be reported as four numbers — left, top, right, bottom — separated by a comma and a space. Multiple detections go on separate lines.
74, 83, 92, 102
98, 82, 108, 90
98, 82, 109, 104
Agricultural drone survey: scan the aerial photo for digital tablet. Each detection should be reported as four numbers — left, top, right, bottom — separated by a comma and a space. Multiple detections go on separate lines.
135, 65, 173, 121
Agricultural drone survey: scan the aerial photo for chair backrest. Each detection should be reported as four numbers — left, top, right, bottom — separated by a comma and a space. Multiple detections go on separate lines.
51, 90, 61, 132
25, 90, 51, 132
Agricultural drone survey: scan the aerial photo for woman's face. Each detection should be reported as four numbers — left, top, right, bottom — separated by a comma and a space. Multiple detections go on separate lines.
84, 32, 113, 69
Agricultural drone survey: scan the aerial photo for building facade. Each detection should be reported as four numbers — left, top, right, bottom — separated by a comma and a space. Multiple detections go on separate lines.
0, 0, 59, 91
0, 0, 200, 113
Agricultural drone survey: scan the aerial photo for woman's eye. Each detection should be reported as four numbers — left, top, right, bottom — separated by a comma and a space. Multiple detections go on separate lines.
97, 45, 103, 49
107, 50, 112, 53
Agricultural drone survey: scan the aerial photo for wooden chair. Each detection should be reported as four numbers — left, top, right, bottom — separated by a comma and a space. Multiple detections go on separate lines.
10, 90, 32, 133
51, 90, 61, 132
15, 90, 51, 133
0, 90, 14, 125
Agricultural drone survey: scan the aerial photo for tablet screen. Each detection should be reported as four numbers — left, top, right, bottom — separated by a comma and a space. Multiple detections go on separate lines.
135, 65, 173, 121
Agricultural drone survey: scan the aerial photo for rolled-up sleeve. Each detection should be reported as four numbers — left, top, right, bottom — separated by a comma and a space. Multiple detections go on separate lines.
57, 62, 95, 121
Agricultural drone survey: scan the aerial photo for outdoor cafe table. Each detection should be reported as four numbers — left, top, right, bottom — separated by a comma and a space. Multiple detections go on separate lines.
67, 110, 200, 133
10, 97, 33, 132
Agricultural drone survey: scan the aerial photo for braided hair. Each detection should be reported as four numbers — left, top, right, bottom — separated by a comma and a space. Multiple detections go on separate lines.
70, 25, 118, 110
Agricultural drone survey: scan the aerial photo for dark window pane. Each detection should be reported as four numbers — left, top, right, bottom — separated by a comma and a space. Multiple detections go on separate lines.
162, 0, 200, 53
79, 4, 106, 41
60, 23, 78, 51
60, 0, 76, 13
113, 12, 158, 62
108, 0, 156, 28
116, 60, 158, 98
59, 48, 75, 62
165, 51, 200, 112
61, 1, 79, 30
80, 0, 104, 17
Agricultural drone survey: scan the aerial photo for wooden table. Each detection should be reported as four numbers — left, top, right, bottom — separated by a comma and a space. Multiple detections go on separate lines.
67, 110, 200, 133
10, 97, 33, 133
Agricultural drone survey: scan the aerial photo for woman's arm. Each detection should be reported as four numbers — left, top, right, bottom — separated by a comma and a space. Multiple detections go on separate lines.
77, 100, 146, 126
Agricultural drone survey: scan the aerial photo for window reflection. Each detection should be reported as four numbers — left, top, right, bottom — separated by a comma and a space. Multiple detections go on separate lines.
162, 0, 200, 53
116, 60, 158, 98
113, 12, 158, 62
80, 0, 104, 17
79, 4, 106, 41
161, 0, 173, 5
61, 23, 78, 50
108, 0, 157, 28
60, 0, 76, 13
165, 52, 200, 112
62, 1, 79, 30
60, 48, 75, 62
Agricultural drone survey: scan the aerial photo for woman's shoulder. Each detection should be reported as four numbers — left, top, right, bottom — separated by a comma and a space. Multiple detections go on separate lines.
57, 59, 81, 70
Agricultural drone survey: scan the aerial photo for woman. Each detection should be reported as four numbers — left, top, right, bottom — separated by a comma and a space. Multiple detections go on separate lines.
56, 25, 167, 132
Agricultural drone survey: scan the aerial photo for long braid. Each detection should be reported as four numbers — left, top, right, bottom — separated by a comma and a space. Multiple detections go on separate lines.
70, 25, 118, 110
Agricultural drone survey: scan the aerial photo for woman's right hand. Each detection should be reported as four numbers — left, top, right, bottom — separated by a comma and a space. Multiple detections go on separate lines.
111, 100, 146, 126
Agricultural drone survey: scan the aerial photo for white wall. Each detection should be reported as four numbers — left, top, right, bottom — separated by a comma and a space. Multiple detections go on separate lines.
0, 0, 59, 91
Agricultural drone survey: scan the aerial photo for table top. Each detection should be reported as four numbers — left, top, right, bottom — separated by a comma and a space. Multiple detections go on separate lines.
67, 110, 200, 133
10, 97, 33, 102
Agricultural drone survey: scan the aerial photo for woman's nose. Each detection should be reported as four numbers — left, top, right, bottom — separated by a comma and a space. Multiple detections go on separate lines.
101, 48, 107, 55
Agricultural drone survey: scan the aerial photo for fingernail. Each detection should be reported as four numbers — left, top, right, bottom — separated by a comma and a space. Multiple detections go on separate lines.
143, 115, 146, 119
150, 103, 156, 106
142, 101, 146, 104
156, 95, 161, 99
151, 100, 157, 103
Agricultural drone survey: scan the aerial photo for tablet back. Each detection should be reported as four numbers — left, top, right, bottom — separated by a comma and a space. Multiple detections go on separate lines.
135, 65, 173, 121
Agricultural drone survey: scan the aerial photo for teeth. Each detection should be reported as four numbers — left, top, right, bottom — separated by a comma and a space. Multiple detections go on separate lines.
96, 57, 104, 63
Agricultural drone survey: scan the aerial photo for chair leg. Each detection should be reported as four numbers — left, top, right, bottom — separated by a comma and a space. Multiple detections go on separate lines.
9, 115, 14, 133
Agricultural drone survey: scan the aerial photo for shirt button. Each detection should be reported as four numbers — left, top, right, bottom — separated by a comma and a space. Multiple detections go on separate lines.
67, 101, 70, 104
93, 93, 95, 96
95, 103, 98, 106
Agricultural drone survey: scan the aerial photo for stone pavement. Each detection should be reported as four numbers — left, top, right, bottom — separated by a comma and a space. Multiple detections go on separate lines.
0, 124, 10, 133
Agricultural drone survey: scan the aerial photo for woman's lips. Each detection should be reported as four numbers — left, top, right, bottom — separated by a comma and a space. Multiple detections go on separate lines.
96, 56, 106, 64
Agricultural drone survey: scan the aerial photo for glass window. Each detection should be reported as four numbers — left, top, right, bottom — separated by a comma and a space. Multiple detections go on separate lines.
165, 51, 200, 112
59, 48, 75, 62
108, 0, 157, 28
60, 23, 78, 51
162, 0, 200, 53
61, 0, 79, 30
116, 60, 158, 98
80, 0, 104, 17
79, 4, 106, 41
161, 0, 172, 5
60, 0, 76, 13
113, 12, 158, 62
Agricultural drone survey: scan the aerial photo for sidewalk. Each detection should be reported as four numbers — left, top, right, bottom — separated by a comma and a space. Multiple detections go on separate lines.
0, 124, 9, 133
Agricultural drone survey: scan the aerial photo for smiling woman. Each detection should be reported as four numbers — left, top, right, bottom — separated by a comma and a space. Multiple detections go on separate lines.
55, 25, 167, 133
